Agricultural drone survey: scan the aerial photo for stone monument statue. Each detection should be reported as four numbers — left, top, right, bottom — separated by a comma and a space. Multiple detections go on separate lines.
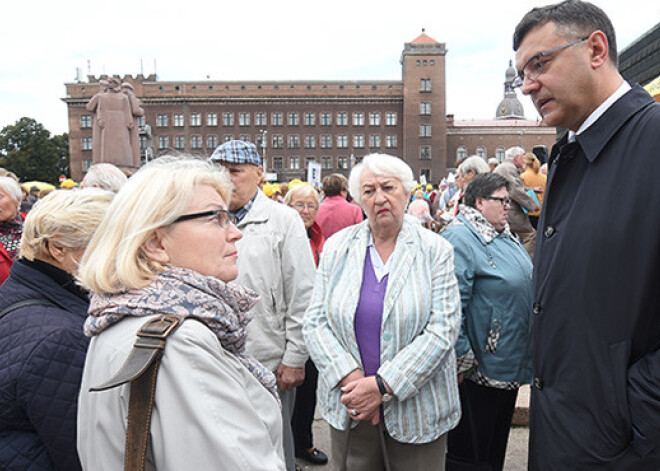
85, 77, 137, 170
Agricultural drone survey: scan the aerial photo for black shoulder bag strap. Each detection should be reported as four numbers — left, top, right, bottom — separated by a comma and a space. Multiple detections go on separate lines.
90, 315, 182, 471
0, 299, 58, 321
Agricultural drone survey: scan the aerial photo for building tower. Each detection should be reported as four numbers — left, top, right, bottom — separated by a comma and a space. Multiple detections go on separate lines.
495, 60, 525, 119
401, 30, 448, 183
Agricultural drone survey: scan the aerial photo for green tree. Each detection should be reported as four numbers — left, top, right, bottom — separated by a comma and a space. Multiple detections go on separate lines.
0, 117, 69, 183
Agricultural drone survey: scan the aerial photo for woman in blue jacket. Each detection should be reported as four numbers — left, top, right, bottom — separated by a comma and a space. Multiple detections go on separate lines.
442, 173, 533, 471
0, 189, 112, 471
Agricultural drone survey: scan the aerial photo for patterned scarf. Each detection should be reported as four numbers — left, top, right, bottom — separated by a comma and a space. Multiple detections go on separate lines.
0, 215, 23, 260
84, 266, 279, 400
446, 204, 516, 243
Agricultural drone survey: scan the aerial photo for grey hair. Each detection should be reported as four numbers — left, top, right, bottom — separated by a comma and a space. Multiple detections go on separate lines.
82, 163, 128, 193
0, 176, 22, 203
505, 146, 525, 160
348, 153, 414, 204
283, 184, 321, 206
458, 156, 490, 176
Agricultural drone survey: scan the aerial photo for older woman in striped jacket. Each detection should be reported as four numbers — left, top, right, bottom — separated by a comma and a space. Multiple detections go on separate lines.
303, 153, 461, 470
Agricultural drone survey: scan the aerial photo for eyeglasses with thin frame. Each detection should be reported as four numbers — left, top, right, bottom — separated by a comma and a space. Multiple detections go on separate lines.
173, 209, 236, 228
291, 202, 318, 211
483, 196, 512, 207
512, 36, 590, 89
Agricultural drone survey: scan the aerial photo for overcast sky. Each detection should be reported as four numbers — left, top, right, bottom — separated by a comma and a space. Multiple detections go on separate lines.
1, 0, 657, 136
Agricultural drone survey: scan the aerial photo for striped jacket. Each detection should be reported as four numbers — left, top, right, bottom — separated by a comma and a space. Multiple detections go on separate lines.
303, 218, 462, 443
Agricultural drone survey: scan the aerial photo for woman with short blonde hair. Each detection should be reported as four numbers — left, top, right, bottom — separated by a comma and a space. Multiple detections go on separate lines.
77, 156, 286, 470
0, 188, 113, 471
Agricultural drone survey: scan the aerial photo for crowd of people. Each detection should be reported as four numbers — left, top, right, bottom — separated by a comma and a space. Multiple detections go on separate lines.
1, 1, 659, 470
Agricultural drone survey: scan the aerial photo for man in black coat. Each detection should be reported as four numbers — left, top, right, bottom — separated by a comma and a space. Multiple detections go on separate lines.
513, 1, 660, 469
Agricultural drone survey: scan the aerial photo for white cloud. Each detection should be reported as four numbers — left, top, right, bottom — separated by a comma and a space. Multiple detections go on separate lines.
0, 0, 657, 134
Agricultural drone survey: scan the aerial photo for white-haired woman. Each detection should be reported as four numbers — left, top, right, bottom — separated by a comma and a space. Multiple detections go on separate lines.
0, 188, 113, 471
284, 184, 328, 465
76, 157, 285, 470
0, 176, 26, 285
440, 156, 491, 225
304, 153, 461, 470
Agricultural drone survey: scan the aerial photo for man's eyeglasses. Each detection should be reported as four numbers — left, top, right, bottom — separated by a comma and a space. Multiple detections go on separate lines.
483, 196, 511, 207
291, 202, 318, 211
512, 36, 590, 88
173, 209, 236, 228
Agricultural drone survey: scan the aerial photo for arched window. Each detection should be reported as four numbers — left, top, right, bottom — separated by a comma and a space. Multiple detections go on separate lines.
477, 146, 487, 159
457, 146, 468, 161
496, 146, 506, 162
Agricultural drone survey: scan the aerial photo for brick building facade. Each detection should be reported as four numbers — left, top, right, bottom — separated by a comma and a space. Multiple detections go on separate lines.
63, 32, 555, 182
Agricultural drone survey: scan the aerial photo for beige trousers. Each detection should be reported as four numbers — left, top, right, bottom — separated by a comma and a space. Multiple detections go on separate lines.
330, 421, 447, 471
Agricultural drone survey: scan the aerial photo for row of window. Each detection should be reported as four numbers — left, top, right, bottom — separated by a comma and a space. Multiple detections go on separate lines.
456, 146, 506, 161
272, 156, 348, 170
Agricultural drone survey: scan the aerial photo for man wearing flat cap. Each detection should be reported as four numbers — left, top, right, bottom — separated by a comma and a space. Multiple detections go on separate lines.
210, 140, 315, 471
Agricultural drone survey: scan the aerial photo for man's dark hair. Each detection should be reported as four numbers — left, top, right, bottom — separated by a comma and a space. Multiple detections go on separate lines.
463, 173, 510, 208
322, 173, 348, 197
513, 0, 618, 66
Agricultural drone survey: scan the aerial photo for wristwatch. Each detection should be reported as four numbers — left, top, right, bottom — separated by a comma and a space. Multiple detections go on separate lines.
375, 374, 393, 402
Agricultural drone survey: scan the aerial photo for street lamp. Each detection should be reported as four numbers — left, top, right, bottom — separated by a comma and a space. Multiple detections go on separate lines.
259, 129, 268, 173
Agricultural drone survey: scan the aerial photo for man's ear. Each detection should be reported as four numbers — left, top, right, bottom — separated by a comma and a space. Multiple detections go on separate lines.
142, 229, 170, 264
588, 30, 610, 70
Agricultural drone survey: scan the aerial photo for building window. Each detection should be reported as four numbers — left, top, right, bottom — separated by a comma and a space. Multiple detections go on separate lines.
158, 136, 169, 149
223, 112, 234, 126
240, 135, 251, 142
288, 112, 299, 126
190, 135, 201, 149
338, 156, 348, 169
255, 112, 267, 126
337, 112, 348, 126
190, 113, 201, 127
174, 114, 184, 127
288, 135, 300, 149
304, 113, 315, 126
237, 113, 249, 127
174, 136, 185, 149
386, 135, 397, 148
207, 113, 217, 126
139, 135, 147, 151
320, 113, 332, 126
353, 135, 364, 148
157, 114, 168, 127
80, 115, 91, 129
420, 146, 431, 160
81, 137, 92, 150
273, 157, 283, 169
369, 135, 381, 148
304, 135, 316, 149
322, 156, 332, 169
477, 146, 487, 158
420, 124, 431, 137
457, 146, 468, 161
321, 135, 332, 149
207, 135, 218, 149
337, 135, 348, 149
353, 112, 364, 126
369, 112, 380, 126
496, 146, 506, 162
224, 135, 234, 142
386, 112, 397, 126
290, 156, 300, 170
420, 79, 431, 92
420, 102, 431, 115
83, 159, 92, 172
272, 135, 283, 149
272, 112, 283, 126
305, 157, 316, 168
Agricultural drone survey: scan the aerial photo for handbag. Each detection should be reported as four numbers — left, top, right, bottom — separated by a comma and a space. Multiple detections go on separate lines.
339, 416, 393, 471
90, 315, 183, 471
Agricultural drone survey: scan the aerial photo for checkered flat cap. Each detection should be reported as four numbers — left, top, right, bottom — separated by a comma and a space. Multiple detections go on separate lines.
210, 140, 261, 166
